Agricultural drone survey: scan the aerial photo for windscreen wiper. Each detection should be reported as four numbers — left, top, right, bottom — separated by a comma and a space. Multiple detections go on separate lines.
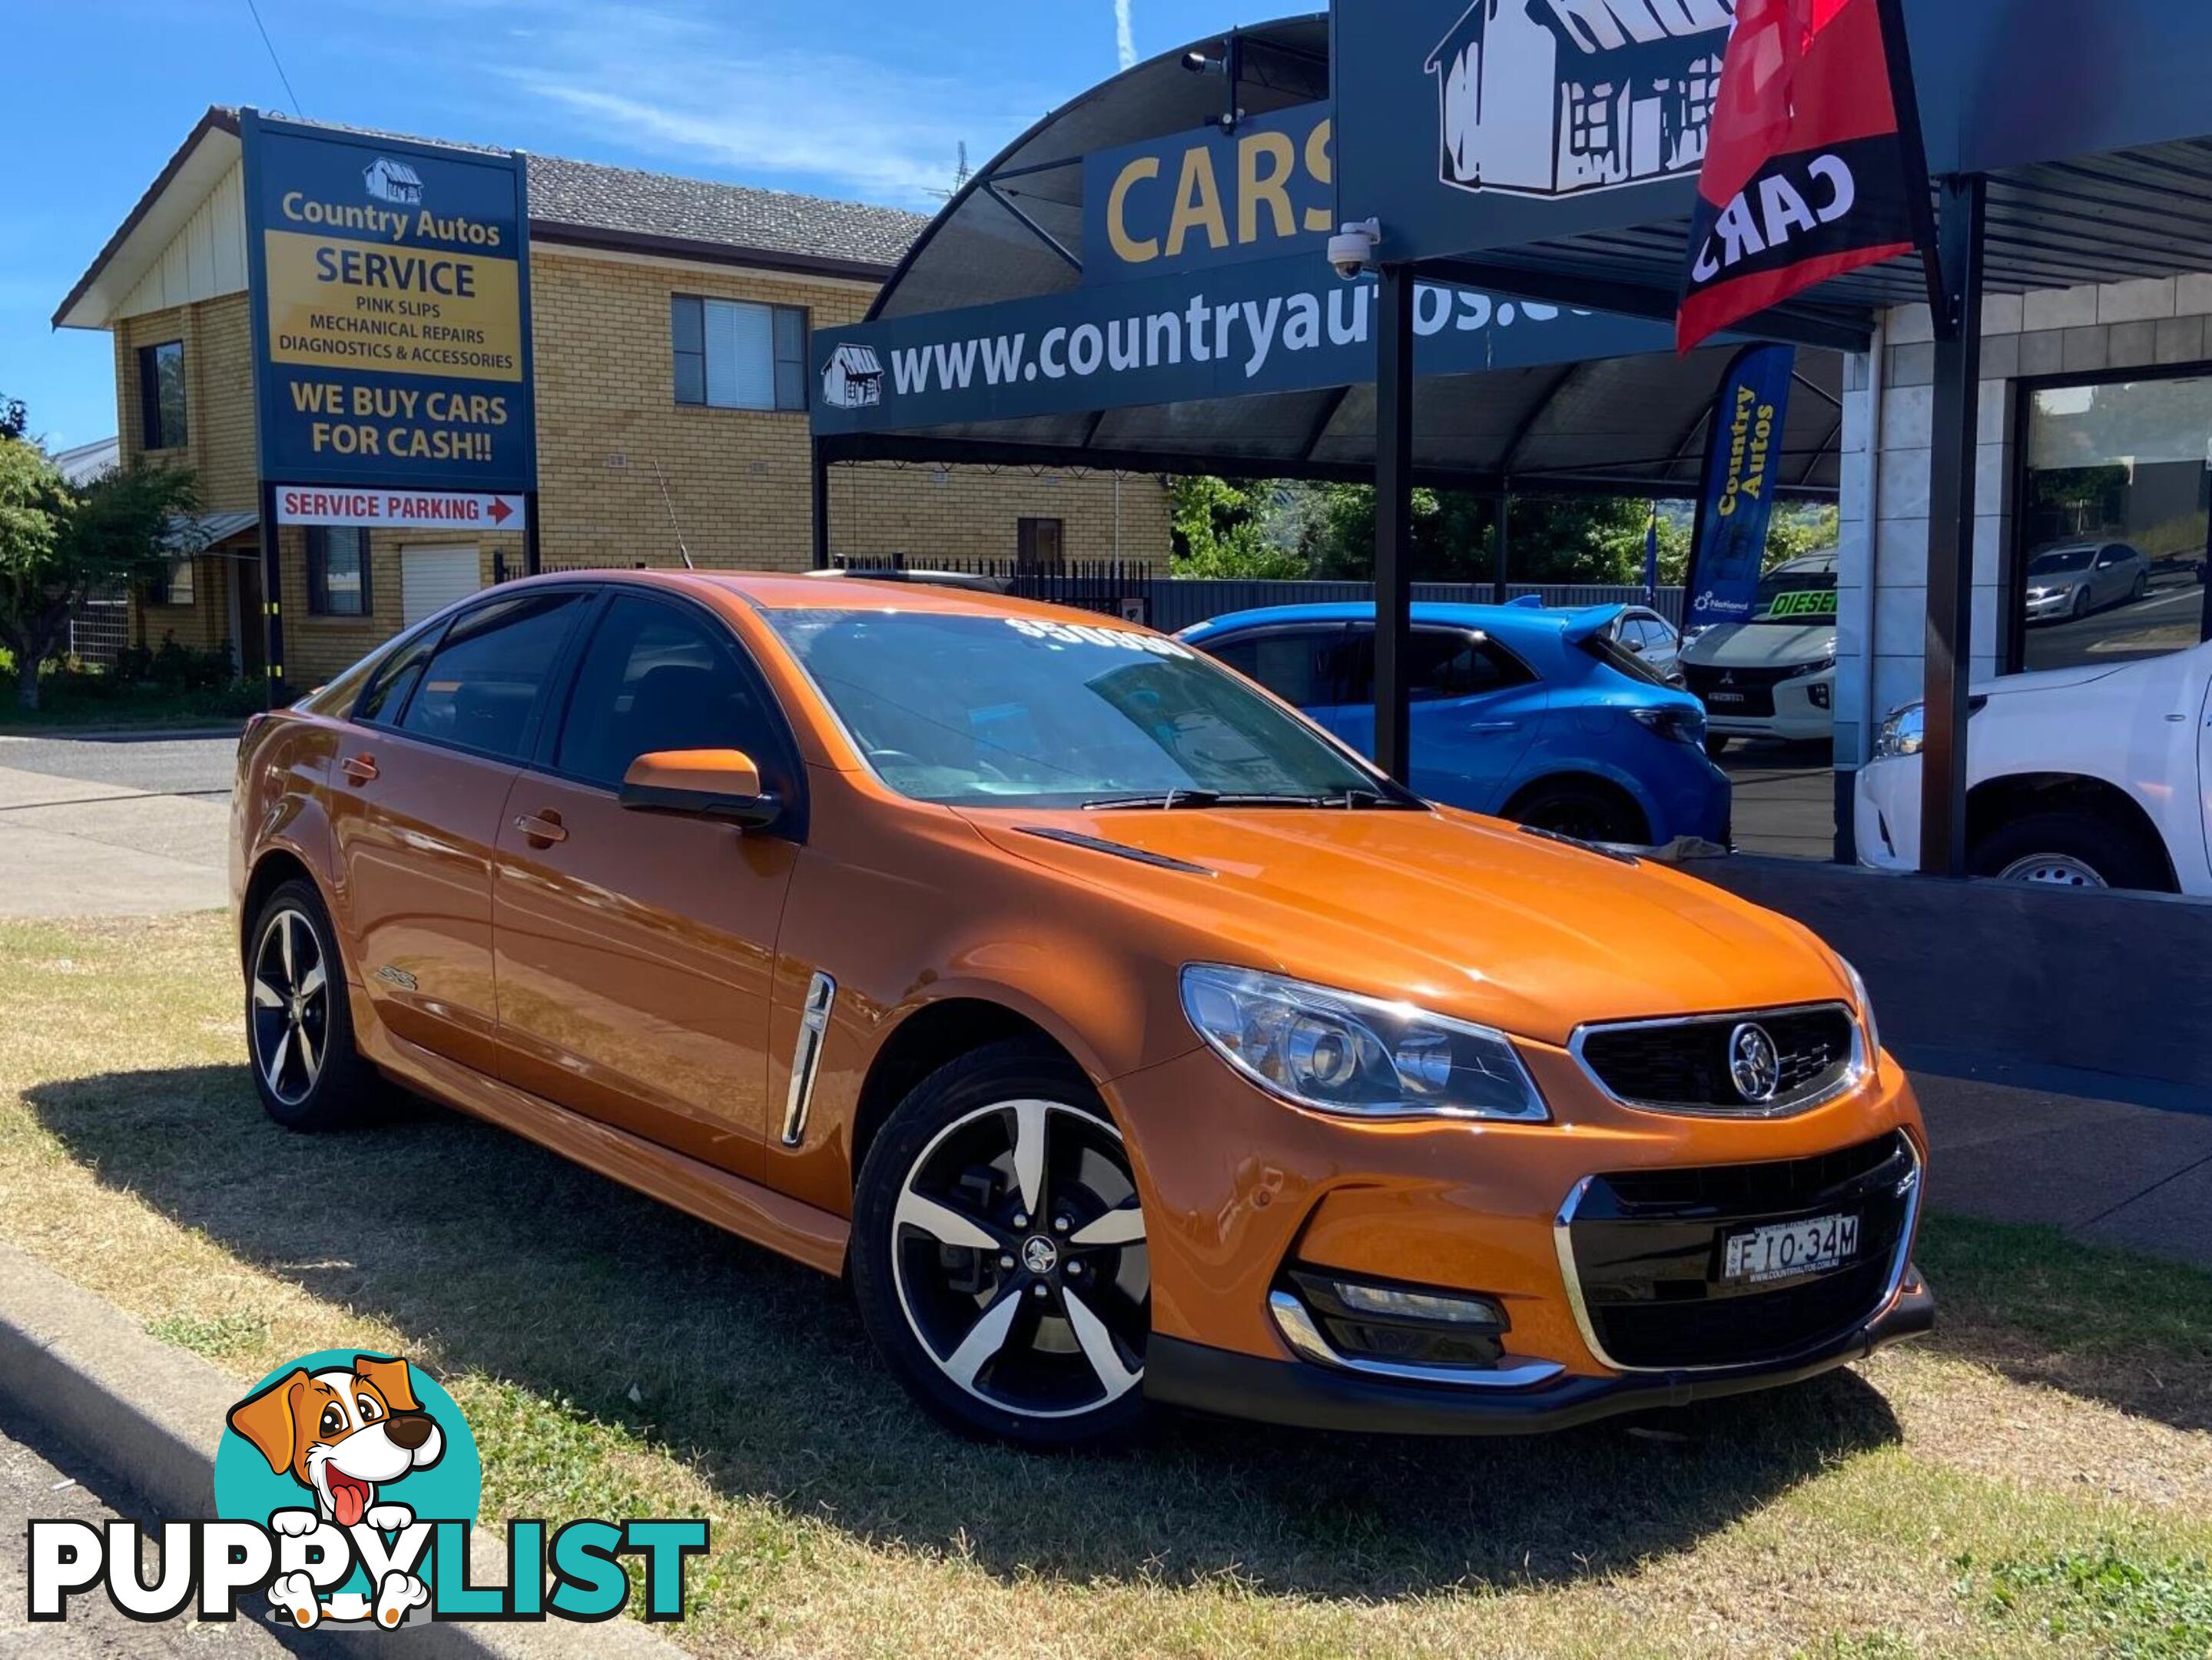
1080, 789, 1225, 809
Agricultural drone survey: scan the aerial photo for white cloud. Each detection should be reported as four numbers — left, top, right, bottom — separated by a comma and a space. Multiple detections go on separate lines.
488, 3, 1039, 206
1115, 0, 1136, 70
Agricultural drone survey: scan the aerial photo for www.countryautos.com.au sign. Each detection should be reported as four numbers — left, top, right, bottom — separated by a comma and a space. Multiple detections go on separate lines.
242, 111, 537, 495
812, 101, 1683, 438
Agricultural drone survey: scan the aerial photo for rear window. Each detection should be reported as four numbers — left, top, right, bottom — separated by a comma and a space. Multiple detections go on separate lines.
1580, 630, 1673, 688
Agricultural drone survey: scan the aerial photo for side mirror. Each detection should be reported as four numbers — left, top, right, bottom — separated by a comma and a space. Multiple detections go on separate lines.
1626, 639, 1646, 654
618, 749, 781, 829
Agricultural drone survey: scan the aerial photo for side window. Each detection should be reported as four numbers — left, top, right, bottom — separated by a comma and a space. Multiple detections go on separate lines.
356, 630, 441, 727
554, 595, 784, 788
1208, 629, 1344, 707
1405, 630, 1534, 702
1333, 628, 1534, 705
396, 591, 589, 759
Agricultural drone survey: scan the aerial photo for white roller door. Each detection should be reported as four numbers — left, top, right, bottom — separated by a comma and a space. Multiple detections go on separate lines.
400, 545, 482, 627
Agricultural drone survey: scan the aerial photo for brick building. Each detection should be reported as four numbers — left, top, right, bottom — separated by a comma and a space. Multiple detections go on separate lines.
55, 108, 1171, 685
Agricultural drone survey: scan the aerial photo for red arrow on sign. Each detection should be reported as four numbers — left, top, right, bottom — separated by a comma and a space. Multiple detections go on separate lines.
487, 496, 515, 525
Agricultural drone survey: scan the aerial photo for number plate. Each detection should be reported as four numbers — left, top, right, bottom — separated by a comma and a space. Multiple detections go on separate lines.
1723, 1212, 1859, 1284
1707, 691, 1746, 704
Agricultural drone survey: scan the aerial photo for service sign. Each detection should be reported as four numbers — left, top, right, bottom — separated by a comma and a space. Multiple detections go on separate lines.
1083, 104, 1337, 285
243, 111, 536, 494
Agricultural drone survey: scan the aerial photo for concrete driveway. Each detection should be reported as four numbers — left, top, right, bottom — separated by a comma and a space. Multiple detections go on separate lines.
0, 731, 237, 916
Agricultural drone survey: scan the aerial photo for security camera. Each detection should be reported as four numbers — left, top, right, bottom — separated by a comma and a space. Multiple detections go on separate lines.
1328, 217, 1381, 281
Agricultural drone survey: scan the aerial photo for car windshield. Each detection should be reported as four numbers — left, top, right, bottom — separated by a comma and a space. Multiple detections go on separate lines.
763, 608, 1394, 808
1747, 568, 1839, 625
2028, 546, 2096, 574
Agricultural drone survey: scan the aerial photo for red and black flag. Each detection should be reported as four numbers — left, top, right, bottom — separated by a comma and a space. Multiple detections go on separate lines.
1678, 0, 1935, 353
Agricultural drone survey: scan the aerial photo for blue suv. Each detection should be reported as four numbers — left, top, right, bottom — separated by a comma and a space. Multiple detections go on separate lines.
1179, 601, 1730, 847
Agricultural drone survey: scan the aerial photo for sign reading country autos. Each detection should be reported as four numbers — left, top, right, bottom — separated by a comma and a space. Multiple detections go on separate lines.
811, 254, 1679, 434
241, 111, 536, 494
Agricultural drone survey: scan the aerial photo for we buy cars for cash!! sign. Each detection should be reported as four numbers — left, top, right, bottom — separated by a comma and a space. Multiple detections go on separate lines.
274, 487, 523, 530
242, 110, 537, 496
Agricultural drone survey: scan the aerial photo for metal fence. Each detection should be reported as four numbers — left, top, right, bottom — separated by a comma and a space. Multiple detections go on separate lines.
501, 556, 1678, 635
66, 583, 131, 669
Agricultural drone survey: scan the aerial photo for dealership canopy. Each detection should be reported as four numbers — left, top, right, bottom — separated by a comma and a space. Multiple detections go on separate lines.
810, 14, 1844, 496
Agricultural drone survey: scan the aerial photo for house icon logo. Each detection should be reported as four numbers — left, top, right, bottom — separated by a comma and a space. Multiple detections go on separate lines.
363, 157, 424, 206
821, 342, 884, 410
1425, 0, 1736, 199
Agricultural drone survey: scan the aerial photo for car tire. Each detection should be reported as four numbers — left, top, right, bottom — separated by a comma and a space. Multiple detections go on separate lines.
2131, 571, 2150, 603
245, 878, 380, 1131
1703, 733, 1732, 759
851, 1039, 1149, 1449
2070, 587, 2089, 620
1968, 811, 2172, 893
1507, 779, 1652, 846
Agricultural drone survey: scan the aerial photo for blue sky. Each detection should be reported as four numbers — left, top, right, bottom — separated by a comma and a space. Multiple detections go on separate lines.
5, 0, 1245, 448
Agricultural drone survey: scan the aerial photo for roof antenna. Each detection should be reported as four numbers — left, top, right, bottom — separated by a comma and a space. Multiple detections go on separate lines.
651, 459, 695, 570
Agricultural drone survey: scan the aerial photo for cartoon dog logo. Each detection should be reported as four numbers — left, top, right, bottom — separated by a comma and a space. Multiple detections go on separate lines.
226, 1354, 446, 1628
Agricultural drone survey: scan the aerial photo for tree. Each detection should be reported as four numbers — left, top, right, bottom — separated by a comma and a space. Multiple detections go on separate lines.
0, 437, 203, 711
1167, 475, 1309, 578
0, 397, 25, 443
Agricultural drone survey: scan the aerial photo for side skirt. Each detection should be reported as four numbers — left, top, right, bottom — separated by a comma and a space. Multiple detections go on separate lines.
359, 1018, 851, 1277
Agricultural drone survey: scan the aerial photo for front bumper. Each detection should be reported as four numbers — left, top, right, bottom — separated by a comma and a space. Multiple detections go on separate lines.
1108, 1038, 1930, 1433
1703, 671, 1836, 741
1853, 755, 1922, 873
2025, 589, 2080, 621
1147, 1270, 1934, 1435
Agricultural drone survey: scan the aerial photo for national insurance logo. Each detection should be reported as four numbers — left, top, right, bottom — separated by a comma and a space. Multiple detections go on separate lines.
1425, 0, 1736, 198
27, 1349, 709, 1630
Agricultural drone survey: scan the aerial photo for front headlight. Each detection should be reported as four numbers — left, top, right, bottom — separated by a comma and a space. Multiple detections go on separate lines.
1837, 955, 1882, 1078
1874, 700, 1924, 758
1179, 964, 1547, 1121
1783, 654, 1838, 680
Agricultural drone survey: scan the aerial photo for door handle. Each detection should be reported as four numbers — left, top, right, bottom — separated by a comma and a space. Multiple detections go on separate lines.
340, 753, 379, 784
514, 810, 568, 847
1467, 721, 1519, 733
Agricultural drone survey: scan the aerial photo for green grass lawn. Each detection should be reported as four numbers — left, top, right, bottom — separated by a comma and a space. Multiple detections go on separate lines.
2, 912, 2207, 1658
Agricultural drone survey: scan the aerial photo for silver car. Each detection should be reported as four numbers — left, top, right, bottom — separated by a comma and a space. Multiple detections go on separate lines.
1609, 606, 1685, 686
2024, 541, 2150, 622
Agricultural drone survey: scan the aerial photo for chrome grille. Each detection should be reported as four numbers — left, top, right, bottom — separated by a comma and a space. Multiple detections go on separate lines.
1571, 1004, 1861, 1116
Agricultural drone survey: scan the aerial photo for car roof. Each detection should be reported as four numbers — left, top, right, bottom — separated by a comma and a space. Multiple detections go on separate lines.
1180, 600, 1590, 638
490, 567, 1131, 627
1772, 551, 1840, 575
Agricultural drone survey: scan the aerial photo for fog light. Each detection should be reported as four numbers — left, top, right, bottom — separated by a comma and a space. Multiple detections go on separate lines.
1335, 1281, 1504, 1326
1809, 682, 1832, 710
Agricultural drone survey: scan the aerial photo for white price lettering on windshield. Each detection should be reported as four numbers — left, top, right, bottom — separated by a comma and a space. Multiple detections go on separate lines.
1005, 617, 1191, 658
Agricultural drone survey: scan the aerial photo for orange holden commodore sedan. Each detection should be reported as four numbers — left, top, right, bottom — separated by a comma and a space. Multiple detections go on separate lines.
231, 570, 1931, 1446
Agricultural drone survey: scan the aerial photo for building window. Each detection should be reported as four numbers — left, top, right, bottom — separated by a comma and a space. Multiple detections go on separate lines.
2014, 370, 2212, 673
671, 295, 809, 411
1567, 82, 1616, 158
146, 557, 195, 606
307, 526, 372, 617
138, 340, 187, 450
1016, 516, 1065, 572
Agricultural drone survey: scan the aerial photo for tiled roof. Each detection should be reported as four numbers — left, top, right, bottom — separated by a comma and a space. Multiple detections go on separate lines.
230, 108, 933, 271
524, 152, 930, 272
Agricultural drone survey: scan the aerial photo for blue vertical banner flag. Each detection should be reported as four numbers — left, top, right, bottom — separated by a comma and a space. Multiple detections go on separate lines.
1643, 506, 1661, 603
1684, 344, 1796, 629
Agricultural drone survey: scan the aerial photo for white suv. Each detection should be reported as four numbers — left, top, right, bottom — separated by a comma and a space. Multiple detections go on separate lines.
1678, 553, 1838, 754
1855, 639, 2212, 893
